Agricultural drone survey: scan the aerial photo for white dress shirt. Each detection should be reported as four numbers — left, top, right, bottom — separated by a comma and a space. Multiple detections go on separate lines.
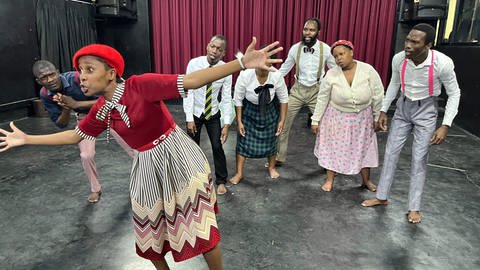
183, 56, 233, 124
382, 50, 461, 126
234, 68, 288, 106
311, 61, 384, 125
278, 39, 336, 86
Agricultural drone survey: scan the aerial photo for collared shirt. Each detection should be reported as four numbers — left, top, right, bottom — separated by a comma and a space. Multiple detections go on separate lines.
233, 68, 288, 106
278, 39, 336, 87
311, 61, 384, 125
183, 56, 233, 124
382, 50, 461, 126
39, 71, 97, 128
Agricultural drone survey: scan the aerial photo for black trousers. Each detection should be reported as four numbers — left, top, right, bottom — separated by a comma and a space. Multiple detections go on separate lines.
190, 112, 228, 185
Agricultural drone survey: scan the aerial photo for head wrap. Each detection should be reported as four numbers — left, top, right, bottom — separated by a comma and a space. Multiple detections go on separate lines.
73, 44, 125, 77
330, 40, 354, 54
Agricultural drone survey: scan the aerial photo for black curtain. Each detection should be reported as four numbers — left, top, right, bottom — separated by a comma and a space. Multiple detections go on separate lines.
36, 0, 96, 72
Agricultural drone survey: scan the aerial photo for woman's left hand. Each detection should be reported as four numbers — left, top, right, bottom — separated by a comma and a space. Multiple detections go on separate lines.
0, 122, 27, 152
242, 38, 283, 71
311, 124, 319, 135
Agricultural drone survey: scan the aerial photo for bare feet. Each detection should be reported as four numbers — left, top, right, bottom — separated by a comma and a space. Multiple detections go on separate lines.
217, 184, 227, 195
268, 168, 280, 179
361, 198, 388, 207
264, 160, 284, 168
229, 174, 243, 185
407, 211, 421, 223
321, 179, 334, 192
361, 181, 377, 192
88, 190, 102, 203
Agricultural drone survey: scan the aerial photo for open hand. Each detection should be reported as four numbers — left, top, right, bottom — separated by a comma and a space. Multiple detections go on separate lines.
0, 122, 27, 152
242, 37, 283, 72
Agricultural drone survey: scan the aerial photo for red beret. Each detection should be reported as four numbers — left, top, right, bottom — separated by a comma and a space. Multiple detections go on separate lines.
73, 44, 125, 77
331, 40, 354, 54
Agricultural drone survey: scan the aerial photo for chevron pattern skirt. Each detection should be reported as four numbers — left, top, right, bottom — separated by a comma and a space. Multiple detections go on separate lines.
130, 125, 220, 262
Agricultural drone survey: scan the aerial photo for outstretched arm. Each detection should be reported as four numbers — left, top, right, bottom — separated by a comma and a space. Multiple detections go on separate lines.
183, 38, 283, 90
0, 122, 82, 152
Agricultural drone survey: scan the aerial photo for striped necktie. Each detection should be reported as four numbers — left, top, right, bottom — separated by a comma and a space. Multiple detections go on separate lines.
204, 65, 213, 120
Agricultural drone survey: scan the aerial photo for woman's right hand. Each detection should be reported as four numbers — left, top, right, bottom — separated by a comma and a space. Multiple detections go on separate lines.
0, 122, 27, 152
237, 121, 246, 137
311, 124, 319, 135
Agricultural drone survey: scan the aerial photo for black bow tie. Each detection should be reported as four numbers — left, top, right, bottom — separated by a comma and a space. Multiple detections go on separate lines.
303, 47, 315, 54
254, 84, 274, 116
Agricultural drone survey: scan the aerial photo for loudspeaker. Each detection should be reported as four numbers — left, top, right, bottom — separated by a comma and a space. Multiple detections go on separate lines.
96, 0, 137, 19
413, 0, 447, 19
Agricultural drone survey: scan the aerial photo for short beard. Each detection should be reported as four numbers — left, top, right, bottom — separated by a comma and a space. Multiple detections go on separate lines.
302, 34, 318, 48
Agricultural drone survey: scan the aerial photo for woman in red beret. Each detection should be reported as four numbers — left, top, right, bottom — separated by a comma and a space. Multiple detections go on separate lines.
310, 40, 384, 193
0, 38, 282, 270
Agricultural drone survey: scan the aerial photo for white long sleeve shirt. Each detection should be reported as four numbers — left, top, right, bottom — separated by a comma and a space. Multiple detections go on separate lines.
183, 56, 233, 124
234, 69, 288, 106
382, 50, 461, 126
278, 39, 336, 86
311, 61, 384, 125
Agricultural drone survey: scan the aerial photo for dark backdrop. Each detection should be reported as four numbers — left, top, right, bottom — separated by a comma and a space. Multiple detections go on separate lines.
0, 0, 38, 118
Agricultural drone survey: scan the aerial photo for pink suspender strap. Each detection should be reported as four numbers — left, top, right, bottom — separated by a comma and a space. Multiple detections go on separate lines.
428, 50, 434, 96
401, 59, 408, 93
400, 50, 435, 96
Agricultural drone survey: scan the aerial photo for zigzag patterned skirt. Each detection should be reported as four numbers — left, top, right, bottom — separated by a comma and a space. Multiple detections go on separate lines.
130, 125, 220, 262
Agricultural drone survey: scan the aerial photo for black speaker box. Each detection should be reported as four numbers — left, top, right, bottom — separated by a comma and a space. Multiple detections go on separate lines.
96, 0, 137, 19
413, 0, 447, 19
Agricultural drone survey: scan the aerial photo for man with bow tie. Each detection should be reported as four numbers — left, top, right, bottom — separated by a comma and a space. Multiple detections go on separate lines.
275, 17, 336, 166
33, 60, 133, 203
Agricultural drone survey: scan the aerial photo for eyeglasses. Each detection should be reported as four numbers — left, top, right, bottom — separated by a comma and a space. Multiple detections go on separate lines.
36, 71, 58, 83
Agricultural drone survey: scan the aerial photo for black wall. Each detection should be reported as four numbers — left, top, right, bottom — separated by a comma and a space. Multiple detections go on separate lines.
437, 45, 480, 137
96, 0, 152, 77
0, 0, 39, 121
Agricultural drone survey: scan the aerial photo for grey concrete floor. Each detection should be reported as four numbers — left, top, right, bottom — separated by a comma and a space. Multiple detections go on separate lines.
0, 104, 479, 270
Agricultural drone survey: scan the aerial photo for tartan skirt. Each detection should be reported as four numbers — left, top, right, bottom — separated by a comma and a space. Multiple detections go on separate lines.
236, 99, 279, 158
130, 125, 220, 262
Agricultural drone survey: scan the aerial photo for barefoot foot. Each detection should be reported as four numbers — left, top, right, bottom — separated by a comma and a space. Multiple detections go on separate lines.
321, 180, 334, 192
229, 174, 243, 185
407, 211, 421, 224
268, 168, 280, 179
217, 184, 227, 195
361, 198, 388, 207
88, 190, 102, 203
361, 181, 377, 192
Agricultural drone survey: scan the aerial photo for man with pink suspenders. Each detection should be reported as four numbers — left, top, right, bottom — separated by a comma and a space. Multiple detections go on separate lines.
33, 60, 134, 203
361, 24, 461, 223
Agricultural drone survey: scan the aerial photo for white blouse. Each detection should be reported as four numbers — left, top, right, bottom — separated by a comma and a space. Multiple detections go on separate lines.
311, 60, 384, 125
233, 68, 288, 106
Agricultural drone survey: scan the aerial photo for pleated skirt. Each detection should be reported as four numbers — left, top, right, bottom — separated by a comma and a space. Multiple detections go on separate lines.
236, 99, 279, 158
130, 125, 220, 262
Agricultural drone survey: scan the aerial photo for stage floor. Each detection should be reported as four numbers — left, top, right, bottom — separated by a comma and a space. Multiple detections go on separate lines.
1, 104, 479, 270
